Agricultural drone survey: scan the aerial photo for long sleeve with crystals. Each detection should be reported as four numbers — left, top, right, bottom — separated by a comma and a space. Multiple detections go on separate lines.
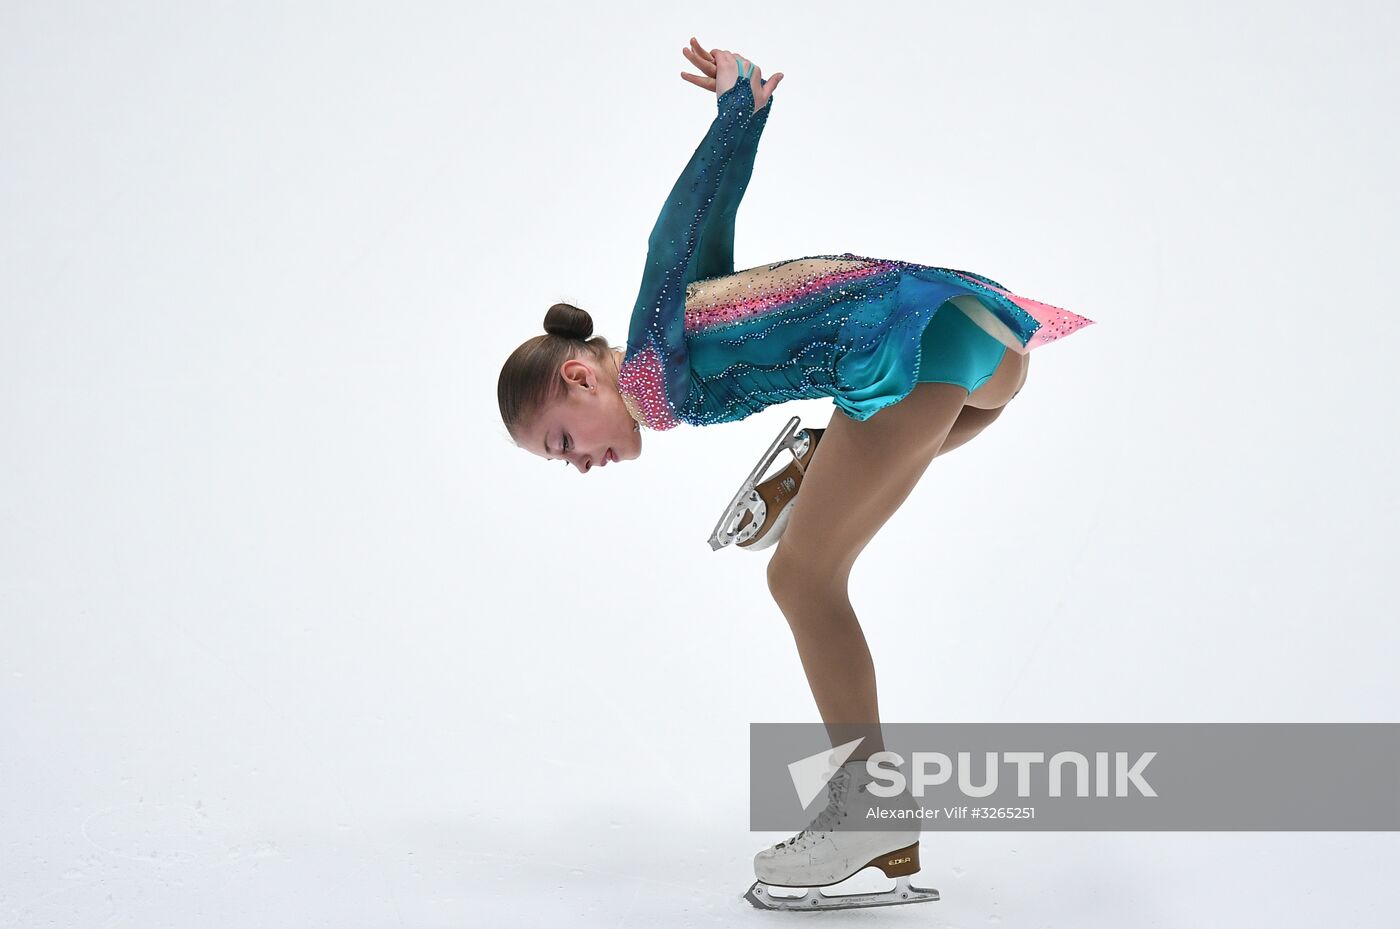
687, 81, 772, 284
618, 77, 762, 431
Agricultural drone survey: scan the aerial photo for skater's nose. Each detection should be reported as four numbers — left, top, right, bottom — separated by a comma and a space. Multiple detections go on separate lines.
577, 450, 610, 473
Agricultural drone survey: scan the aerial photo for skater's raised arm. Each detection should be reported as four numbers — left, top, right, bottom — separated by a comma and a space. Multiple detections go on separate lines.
687, 91, 772, 282
681, 43, 779, 282
622, 57, 760, 413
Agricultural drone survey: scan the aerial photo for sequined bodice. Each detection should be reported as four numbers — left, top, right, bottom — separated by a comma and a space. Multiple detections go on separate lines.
614, 77, 1093, 432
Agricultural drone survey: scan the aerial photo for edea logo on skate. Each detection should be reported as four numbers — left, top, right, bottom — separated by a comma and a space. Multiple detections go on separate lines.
751, 722, 1400, 831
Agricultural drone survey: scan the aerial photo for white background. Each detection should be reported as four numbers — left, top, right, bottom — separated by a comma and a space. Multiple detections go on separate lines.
3, 1, 1397, 926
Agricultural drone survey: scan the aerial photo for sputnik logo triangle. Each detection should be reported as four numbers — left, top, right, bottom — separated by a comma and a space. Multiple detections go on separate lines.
787, 737, 865, 809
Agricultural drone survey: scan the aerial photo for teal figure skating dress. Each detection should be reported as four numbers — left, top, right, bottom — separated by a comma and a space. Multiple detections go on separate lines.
616, 75, 1094, 432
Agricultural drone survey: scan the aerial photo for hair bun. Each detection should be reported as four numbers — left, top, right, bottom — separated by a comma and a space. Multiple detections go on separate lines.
543, 303, 594, 341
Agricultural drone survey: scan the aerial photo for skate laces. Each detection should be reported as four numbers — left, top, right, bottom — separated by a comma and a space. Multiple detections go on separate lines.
774, 766, 859, 848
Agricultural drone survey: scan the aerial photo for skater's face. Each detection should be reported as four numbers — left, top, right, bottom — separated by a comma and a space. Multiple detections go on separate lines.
517, 349, 642, 474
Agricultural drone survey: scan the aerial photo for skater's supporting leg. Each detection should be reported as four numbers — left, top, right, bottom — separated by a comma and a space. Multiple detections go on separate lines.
766, 382, 970, 760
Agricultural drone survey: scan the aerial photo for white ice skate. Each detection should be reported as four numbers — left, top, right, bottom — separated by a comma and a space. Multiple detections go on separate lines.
744, 760, 940, 911
707, 416, 825, 552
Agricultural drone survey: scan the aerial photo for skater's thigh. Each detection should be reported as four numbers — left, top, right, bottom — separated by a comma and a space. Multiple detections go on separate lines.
772, 383, 969, 580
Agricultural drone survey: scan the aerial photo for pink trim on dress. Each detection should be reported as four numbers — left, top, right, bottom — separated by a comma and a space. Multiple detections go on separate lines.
685, 261, 897, 333
949, 271, 1095, 350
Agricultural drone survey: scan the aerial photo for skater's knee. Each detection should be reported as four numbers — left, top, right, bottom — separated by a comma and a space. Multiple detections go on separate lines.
767, 550, 847, 615
766, 549, 805, 604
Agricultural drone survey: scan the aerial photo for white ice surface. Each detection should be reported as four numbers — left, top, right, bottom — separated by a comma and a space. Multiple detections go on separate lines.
3, 2, 1398, 927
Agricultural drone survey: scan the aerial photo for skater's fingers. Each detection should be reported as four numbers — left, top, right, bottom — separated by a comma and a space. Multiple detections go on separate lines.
681, 45, 717, 83
680, 70, 717, 92
688, 36, 716, 71
749, 64, 781, 112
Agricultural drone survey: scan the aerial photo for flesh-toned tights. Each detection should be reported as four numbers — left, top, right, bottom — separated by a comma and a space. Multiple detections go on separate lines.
765, 382, 1014, 762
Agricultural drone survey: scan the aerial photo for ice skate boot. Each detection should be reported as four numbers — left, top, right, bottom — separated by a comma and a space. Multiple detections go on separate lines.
707, 416, 824, 552
744, 760, 939, 911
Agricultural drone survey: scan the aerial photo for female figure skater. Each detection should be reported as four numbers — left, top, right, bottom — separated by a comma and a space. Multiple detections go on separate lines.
496, 39, 1093, 911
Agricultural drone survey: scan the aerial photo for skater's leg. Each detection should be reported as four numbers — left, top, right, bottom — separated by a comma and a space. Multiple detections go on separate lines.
766, 382, 970, 761
932, 403, 1006, 459
932, 347, 1028, 457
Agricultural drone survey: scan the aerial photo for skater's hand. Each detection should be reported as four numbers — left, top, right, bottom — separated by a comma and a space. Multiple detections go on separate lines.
680, 37, 782, 113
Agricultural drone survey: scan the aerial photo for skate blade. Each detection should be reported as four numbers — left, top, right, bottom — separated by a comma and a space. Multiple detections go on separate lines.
736, 425, 822, 550
734, 456, 805, 551
743, 874, 940, 911
708, 416, 803, 551
735, 496, 793, 551
707, 416, 824, 552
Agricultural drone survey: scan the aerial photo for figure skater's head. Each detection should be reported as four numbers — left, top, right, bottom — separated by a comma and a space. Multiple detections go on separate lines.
498, 302, 642, 473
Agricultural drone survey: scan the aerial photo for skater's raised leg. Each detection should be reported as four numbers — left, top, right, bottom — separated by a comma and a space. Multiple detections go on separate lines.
932, 402, 1006, 460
